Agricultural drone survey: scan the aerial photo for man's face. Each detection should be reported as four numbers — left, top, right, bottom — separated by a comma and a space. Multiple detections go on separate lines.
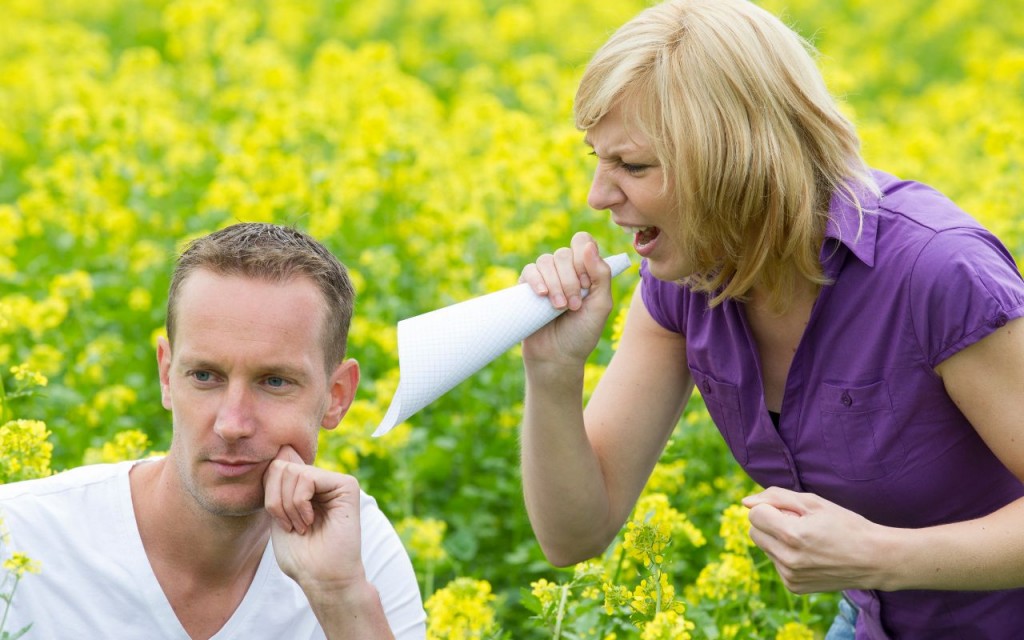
156, 269, 357, 518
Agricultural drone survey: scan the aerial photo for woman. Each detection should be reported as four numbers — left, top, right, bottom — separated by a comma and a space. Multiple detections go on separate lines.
518, 0, 1024, 637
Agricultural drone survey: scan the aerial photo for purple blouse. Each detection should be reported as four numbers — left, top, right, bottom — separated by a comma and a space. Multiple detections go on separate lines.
641, 170, 1024, 638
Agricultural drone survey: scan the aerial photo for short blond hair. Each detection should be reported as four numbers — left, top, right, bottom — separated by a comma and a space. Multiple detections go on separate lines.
167, 223, 355, 372
575, 0, 876, 311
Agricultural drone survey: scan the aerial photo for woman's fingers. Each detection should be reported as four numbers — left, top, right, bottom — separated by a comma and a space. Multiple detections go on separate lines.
519, 233, 604, 310
570, 231, 596, 289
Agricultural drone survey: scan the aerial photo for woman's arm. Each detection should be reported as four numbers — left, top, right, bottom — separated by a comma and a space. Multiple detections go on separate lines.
521, 236, 692, 565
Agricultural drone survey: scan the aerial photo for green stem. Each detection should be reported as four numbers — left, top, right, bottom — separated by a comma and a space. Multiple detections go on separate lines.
0, 374, 9, 424
597, 539, 628, 637
552, 582, 570, 640
424, 562, 435, 600
0, 574, 20, 634
653, 564, 662, 616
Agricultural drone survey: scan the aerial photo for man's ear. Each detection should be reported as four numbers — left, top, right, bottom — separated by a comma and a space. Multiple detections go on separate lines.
321, 359, 360, 430
156, 336, 173, 411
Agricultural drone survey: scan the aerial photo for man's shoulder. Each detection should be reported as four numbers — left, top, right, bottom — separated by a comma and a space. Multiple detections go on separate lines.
356, 489, 392, 533
0, 460, 134, 503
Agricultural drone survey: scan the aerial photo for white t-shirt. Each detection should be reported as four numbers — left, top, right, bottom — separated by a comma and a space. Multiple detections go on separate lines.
0, 460, 426, 639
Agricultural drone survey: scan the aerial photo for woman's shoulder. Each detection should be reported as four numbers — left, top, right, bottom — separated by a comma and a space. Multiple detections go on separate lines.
871, 169, 985, 235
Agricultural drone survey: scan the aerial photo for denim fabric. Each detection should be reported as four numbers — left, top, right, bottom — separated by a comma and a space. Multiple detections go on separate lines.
824, 596, 859, 640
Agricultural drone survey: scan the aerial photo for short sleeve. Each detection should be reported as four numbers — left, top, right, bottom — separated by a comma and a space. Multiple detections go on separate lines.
909, 227, 1024, 367
639, 259, 688, 336
358, 492, 427, 639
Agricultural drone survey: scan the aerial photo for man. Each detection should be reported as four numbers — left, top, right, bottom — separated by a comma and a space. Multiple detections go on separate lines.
0, 223, 426, 638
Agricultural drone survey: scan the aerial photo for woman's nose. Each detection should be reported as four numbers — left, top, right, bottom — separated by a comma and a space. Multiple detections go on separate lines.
587, 162, 624, 211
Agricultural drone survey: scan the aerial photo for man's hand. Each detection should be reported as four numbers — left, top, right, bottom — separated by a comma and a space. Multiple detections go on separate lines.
742, 487, 895, 594
264, 445, 394, 639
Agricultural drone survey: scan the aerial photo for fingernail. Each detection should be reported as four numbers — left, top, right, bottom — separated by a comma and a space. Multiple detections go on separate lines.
569, 295, 582, 310
553, 294, 566, 308
581, 275, 592, 289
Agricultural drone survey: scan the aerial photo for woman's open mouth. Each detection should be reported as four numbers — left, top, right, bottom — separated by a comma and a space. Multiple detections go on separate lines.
623, 225, 661, 256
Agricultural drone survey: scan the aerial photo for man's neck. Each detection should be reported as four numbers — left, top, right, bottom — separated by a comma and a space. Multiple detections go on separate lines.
129, 458, 271, 639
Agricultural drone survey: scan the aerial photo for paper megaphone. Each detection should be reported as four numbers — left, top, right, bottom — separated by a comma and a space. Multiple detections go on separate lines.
373, 253, 633, 436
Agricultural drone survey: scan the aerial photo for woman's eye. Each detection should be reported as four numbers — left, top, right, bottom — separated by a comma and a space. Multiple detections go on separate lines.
622, 163, 648, 176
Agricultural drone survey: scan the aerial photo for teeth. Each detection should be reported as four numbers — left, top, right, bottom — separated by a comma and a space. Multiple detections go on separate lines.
623, 225, 651, 234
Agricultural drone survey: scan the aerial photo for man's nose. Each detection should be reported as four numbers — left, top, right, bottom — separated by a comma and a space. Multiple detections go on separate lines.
213, 382, 257, 442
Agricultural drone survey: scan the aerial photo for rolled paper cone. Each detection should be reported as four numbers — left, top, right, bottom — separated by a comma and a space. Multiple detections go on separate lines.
373, 253, 633, 436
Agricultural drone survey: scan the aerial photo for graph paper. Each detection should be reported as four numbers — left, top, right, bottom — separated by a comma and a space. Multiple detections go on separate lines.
373, 254, 633, 436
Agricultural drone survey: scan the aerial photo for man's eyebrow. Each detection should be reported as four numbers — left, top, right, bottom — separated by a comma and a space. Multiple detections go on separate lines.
259, 364, 311, 381
177, 357, 221, 371
177, 357, 310, 380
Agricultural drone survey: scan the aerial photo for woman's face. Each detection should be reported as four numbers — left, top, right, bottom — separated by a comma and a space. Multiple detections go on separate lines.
586, 103, 689, 281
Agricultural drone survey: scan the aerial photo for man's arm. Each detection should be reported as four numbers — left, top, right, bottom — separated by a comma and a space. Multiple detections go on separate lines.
264, 446, 395, 639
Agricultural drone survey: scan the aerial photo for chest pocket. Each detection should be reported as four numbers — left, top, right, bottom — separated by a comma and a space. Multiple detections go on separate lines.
691, 367, 749, 465
819, 380, 905, 481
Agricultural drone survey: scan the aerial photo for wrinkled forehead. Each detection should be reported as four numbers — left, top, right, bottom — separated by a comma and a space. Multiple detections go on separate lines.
584, 98, 659, 156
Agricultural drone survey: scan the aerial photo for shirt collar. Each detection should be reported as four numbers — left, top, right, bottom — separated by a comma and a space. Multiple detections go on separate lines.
823, 179, 881, 269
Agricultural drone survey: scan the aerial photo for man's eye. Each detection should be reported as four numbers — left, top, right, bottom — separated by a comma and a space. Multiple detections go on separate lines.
265, 376, 287, 388
193, 371, 211, 382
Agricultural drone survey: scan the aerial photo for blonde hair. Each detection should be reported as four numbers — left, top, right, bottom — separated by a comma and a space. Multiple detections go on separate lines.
575, 0, 877, 312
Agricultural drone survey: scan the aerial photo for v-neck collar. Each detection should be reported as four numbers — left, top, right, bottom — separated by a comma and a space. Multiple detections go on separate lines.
121, 459, 276, 639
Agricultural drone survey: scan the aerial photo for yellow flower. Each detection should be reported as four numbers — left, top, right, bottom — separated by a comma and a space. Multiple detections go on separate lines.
776, 621, 816, 640
530, 577, 562, 614
720, 504, 754, 553
582, 363, 606, 402
425, 577, 499, 639
45, 104, 92, 148
603, 582, 630, 616
0, 419, 53, 484
610, 304, 629, 351
83, 429, 151, 465
10, 364, 47, 388
695, 553, 760, 601
643, 459, 687, 498
26, 344, 63, 377
625, 493, 706, 565
395, 517, 448, 565
640, 610, 695, 640
128, 287, 152, 312
2, 551, 41, 577
4, 295, 68, 339
480, 265, 519, 293
49, 270, 94, 303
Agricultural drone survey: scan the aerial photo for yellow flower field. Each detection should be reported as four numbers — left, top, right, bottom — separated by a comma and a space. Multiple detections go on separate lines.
1, 0, 1021, 637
